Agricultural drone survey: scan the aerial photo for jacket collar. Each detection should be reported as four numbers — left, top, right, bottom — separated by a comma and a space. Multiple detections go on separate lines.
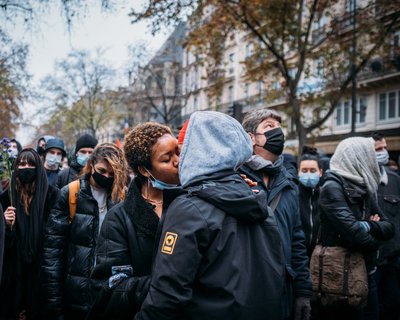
123, 178, 160, 237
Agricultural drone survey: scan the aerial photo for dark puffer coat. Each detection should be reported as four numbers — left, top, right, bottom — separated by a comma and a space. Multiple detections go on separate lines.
319, 171, 394, 271
135, 172, 287, 320
56, 159, 83, 189
42, 175, 117, 320
88, 178, 160, 320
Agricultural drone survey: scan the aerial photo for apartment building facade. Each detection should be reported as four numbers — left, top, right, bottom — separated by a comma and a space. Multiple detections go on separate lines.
180, 0, 400, 160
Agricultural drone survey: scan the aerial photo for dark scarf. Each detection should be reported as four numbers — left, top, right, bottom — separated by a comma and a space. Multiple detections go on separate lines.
12, 148, 48, 264
124, 178, 160, 238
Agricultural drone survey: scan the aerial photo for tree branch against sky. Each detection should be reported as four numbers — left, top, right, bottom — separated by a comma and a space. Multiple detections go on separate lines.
130, 0, 400, 150
127, 40, 186, 128
38, 48, 119, 144
0, 30, 29, 138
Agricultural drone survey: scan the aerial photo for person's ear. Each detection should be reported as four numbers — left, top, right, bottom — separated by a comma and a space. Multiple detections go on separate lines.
248, 132, 256, 146
138, 166, 150, 178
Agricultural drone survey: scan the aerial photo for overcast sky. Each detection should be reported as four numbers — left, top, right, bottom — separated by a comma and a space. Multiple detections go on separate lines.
5, 2, 168, 144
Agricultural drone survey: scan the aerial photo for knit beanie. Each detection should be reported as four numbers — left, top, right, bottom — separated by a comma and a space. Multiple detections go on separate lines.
178, 120, 189, 145
75, 134, 98, 152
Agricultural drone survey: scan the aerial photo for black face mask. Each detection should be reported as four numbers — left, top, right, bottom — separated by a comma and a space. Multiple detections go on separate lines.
18, 168, 37, 184
261, 127, 285, 155
92, 170, 114, 190
36, 146, 45, 156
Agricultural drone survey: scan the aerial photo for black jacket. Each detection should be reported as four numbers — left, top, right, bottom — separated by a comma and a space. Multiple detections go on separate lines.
42, 176, 117, 320
135, 171, 286, 320
377, 167, 400, 264
319, 171, 394, 271
0, 185, 59, 320
239, 164, 312, 319
56, 160, 82, 189
299, 184, 320, 258
88, 179, 160, 320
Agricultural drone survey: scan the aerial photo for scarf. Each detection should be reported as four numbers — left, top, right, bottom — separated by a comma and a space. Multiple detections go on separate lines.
13, 148, 48, 264
330, 137, 380, 196
245, 154, 284, 176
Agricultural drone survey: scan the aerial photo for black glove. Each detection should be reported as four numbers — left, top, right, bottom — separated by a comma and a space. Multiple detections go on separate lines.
367, 221, 390, 240
294, 297, 311, 320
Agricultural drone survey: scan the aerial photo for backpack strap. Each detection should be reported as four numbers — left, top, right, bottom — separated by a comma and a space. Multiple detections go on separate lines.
68, 180, 80, 223
270, 191, 282, 213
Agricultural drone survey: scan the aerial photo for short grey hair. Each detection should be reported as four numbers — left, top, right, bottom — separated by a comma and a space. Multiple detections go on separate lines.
242, 108, 282, 133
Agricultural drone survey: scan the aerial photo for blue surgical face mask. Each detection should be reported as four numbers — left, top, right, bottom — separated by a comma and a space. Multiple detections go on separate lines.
376, 150, 389, 166
76, 154, 89, 166
145, 168, 178, 190
299, 172, 320, 189
45, 153, 62, 169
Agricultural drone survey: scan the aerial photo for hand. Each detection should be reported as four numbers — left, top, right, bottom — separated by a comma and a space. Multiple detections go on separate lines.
369, 214, 380, 222
240, 174, 258, 188
294, 297, 311, 320
4, 206, 16, 228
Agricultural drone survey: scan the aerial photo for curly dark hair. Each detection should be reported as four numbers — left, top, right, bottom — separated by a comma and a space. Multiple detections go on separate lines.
123, 122, 172, 181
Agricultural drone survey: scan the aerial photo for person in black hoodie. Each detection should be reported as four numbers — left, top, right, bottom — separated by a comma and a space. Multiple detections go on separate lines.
56, 134, 98, 189
297, 146, 323, 258
42, 143, 128, 320
0, 148, 60, 320
319, 137, 394, 320
88, 122, 179, 320
135, 111, 286, 320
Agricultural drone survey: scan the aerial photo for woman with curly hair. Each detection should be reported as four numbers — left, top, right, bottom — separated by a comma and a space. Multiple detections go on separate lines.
42, 143, 128, 320
0, 148, 60, 320
88, 122, 179, 320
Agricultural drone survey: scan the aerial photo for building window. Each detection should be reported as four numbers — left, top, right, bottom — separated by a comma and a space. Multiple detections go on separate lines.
194, 67, 199, 90
257, 81, 263, 95
314, 57, 324, 77
358, 97, 367, 123
345, 0, 356, 13
244, 83, 250, 99
336, 97, 367, 126
343, 101, 350, 124
392, 30, 400, 58
185, 72, 190, 93
336, 105, 342, 126
228, 85, 234, 104
378, 91, 400, 121
245, 44, 252, 59
379, 93, 386, 120
228, 53, 235, 75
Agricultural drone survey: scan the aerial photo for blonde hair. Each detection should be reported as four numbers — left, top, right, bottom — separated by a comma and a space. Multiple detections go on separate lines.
81, 143, 128, 202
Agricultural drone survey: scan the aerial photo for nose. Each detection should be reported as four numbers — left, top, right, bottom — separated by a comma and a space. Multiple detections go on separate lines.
173, 155, 179, 168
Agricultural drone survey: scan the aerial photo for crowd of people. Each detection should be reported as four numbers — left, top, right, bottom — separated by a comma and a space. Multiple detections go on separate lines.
0, 108, 399, 320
